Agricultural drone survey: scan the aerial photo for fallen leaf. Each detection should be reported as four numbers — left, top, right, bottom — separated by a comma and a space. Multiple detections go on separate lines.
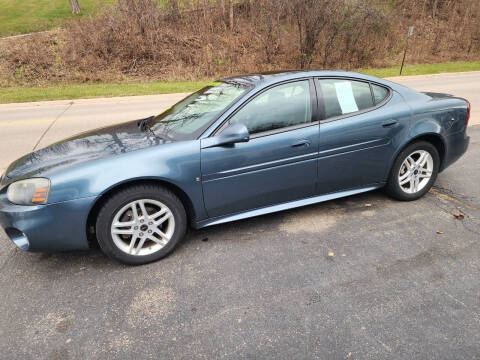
327, 250, 334, 258
66, 338, 72, 344
364, 203, 372, 207
453, 213, 464, 220
436, 230, 444, 234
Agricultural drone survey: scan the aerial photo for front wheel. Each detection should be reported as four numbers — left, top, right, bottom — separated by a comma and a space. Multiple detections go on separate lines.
96, 184, 187, 265
385, 141, 440, 201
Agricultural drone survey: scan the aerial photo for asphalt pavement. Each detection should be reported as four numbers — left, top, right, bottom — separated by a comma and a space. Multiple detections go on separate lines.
0, 72, 479, 359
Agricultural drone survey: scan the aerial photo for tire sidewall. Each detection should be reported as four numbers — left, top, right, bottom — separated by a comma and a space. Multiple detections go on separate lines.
96, 186, 186, 265
387, 141, 440, 201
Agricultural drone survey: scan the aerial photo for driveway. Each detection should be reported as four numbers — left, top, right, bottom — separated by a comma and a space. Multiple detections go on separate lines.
0, 73, 479, 359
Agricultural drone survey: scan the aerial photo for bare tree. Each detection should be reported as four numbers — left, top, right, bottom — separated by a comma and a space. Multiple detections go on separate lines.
69, 0, 81, 14
168, 0, 180, 18
289, 0, 333, 68
218, 0, 226, 25
254, 0, 285, 63
228, 0, 234, 29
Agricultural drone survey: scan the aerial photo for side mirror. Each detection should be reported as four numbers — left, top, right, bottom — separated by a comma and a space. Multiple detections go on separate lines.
201, 123, 250, 148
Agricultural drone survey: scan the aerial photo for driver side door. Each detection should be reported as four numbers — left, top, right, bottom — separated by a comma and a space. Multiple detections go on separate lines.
200, 79, 319, 219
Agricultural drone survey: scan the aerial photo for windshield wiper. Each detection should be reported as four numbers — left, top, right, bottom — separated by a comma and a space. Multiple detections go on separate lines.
138, 116, 154, 131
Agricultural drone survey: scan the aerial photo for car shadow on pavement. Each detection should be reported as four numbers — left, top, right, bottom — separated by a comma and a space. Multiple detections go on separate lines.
0, 189, 390, 269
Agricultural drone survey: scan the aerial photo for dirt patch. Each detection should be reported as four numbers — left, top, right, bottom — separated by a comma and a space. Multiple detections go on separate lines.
278, 205, 345, 234
127, 285, 176, 328
26, 312, 75, 344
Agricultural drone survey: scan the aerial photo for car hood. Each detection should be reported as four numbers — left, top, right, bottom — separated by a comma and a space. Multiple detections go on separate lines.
5, 118, 171, 180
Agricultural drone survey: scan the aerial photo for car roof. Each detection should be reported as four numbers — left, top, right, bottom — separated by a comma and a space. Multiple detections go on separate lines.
220, 70, 414, 94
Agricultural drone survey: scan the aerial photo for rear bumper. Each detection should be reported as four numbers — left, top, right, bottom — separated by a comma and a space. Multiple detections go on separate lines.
0, 192, 95, 252
441, 131, 470, 171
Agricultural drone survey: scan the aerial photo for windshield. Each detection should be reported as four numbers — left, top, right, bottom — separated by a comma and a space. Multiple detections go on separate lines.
149, 81, 252, 140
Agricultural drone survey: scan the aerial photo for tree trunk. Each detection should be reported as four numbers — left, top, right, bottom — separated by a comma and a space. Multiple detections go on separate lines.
69, 0, 81, 14
219, 0, 225, 17
169, 0, 180, 17
203, 0, 209, 21
229, 0, 234, 29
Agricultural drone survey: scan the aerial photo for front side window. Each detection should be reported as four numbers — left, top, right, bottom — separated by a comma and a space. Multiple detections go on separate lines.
319, 79, 373, 120
228, 80, 312, 135
150, 81, 251, 140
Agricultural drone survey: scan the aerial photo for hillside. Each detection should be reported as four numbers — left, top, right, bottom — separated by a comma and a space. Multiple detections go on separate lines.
0, 0, 109, 37
0, 0, 478, 88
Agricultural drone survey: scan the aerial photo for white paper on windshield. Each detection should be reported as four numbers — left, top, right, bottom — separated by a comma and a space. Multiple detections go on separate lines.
334, 81, 358, 114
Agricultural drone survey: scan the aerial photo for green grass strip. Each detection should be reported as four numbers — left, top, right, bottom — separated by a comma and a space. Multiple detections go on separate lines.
1, 61, 479, 104
0, 81, 211, 104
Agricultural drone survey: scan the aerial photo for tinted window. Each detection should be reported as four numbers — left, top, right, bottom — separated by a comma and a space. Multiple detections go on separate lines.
372, 84, 389, 104
319, 79, 373, 119
229, 80, 311, 135
150, 81, 251, 140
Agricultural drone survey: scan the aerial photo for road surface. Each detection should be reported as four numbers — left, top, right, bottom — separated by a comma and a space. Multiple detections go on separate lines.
0, 72, 479, 359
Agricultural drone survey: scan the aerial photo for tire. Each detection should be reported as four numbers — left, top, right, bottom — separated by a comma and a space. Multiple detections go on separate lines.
96, 184, 187, 265
385, 141, 440, 201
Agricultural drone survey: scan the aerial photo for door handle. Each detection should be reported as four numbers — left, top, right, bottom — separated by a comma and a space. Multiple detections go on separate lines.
291, 139, 311, 148
382, 120, 398, 128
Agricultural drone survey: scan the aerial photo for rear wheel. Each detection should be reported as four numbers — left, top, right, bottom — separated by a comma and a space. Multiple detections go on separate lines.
96, 184, 187, 265
385, 141, 440, 201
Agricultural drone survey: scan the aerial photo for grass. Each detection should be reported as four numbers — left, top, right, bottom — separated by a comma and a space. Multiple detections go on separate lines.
0, 0, 110, 37
0, 81, 211, 104
1, 61, 479, 104
0, 0, 183, 37
359, 61, 480, 78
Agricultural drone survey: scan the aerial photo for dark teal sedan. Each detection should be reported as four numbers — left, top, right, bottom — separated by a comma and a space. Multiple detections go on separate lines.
0, 71, 470, 264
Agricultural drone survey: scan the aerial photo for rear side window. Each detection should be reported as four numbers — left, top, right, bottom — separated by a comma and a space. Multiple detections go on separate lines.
318, 79, 373, 119
372, 84, 389, 104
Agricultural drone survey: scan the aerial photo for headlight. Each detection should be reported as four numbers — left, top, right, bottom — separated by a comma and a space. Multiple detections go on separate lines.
7, 178, 50, 205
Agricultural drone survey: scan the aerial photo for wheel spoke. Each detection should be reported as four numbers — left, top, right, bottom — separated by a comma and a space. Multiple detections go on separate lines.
406, 156, 415, 170
419, 169, 432, 178
130, 203, 139, 221
134, 237, 147, 255
149, 208, 168, 221
149, 233, 169, 246
416, 152, 427, 167
138, 200, 149, 220
414, 177, 420, 192
399, 171, 410, 182
112, 228, 133, 235
408, 178, 415, 192
153, 227, 171, 241
400, 175, 411, 185
155, 212, 172, 226
128, 236, 138, 254
113, 220, 135, 228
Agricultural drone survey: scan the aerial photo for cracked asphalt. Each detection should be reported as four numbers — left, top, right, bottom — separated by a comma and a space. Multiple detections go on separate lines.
1, 75, 480, 359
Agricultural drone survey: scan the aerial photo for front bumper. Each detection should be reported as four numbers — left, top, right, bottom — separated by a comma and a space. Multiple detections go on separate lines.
0, 192, 95, 252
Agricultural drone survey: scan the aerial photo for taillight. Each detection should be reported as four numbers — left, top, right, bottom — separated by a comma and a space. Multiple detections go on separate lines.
466, 99, 471, 126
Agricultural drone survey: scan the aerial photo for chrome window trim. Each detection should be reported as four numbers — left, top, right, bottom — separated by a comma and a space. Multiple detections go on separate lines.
315, 77, 393, 124
211, 77, 318, 139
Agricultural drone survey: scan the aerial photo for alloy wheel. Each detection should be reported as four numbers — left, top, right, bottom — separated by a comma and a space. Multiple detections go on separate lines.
398, 150, 434, 194
110, 199, 175, 256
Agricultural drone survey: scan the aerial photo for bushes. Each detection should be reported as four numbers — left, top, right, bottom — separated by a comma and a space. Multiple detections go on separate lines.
0, 0, 478, 86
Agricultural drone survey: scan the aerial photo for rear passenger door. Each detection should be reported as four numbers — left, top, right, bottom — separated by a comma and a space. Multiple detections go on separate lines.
316, 78, 408, 194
